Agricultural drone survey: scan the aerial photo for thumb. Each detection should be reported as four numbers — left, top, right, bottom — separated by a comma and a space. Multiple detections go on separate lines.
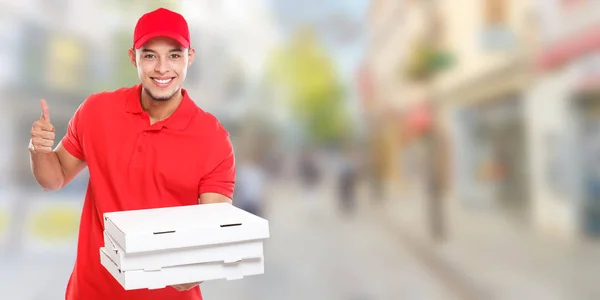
40, 99, 50, 122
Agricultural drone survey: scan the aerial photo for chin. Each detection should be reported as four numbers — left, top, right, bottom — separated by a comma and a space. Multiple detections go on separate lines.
151, 97, 172, 102
150, 93, 175, 101
144, 85, 180, 102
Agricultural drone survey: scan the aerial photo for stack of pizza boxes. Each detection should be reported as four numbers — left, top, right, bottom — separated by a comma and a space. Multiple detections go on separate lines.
100, 203, 270, 290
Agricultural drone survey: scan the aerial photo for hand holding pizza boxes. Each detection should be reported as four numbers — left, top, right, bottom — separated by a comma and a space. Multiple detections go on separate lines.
100, 203, 270, 290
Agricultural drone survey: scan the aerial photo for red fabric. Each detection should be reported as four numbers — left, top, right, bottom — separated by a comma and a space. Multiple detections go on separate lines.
62, 85, 235, 300
133, 8, 191, 49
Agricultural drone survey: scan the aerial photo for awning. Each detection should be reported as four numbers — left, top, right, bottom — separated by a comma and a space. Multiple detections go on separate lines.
535, 24, 600, 71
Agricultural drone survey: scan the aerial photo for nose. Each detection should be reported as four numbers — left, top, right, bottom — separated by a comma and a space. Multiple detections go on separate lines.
154, 57, 169, 74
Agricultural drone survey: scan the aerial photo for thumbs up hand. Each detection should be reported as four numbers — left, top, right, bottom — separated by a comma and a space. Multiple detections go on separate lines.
29, 99, 56, 153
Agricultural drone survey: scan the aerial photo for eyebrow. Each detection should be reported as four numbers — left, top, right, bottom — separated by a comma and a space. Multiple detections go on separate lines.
140, 48, 184, 53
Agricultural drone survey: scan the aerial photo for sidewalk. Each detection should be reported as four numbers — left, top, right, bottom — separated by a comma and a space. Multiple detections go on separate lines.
367, 183, 600, 300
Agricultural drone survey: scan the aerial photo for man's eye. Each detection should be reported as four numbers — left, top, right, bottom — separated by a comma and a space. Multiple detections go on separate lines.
170, 54, 181, 59
144, 54, 156, 59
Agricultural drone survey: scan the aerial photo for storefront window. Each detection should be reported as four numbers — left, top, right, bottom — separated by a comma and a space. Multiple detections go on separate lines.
480, 0, 515, 51
458, 97, 529, 216
574, 93, 600, 235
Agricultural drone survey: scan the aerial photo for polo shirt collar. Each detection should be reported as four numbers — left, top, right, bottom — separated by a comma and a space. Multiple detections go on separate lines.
126, 85, 197, 131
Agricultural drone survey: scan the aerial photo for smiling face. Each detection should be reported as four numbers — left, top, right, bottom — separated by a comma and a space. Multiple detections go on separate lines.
128, 37, 195, 102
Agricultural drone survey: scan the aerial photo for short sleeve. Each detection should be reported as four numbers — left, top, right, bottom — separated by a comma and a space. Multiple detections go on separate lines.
198, 130, 236, 199
61, 101, 86, 161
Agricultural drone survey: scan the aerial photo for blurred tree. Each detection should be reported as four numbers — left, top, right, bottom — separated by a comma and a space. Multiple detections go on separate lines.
266, 28, 350, 145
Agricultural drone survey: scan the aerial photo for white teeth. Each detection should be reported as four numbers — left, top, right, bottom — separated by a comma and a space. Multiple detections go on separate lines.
153, 78, 172, 84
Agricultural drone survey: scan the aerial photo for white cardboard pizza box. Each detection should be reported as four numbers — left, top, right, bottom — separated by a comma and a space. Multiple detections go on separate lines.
103, 231, 265, 272
102, 203, 270, 254
100, 247, 264, 290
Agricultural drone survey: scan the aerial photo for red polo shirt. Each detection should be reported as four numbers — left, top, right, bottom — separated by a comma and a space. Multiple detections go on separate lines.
61, 85, 236, 300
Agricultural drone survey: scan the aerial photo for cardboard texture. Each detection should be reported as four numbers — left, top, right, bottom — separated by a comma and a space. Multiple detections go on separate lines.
103, 231, 265, 271
99, 203, 270, 290
103, 203, 269, 253
100, 247, 264, 290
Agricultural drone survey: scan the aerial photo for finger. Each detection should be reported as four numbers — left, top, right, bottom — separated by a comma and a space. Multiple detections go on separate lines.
41, 139, 55, 148
33, 120, 55, 132
31, 131, 55, 140
40, 99, 50, 122
172, 283, 196, 291
33, 139, 54, 148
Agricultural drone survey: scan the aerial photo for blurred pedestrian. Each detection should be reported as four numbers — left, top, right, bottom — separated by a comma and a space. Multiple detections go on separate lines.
235, 151, 267, 217
299, 147, 321, 213
337, 150, 359, 215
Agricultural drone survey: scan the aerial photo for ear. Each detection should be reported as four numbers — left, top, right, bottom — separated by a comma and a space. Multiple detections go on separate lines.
187, 48, 196, 67
128, 48, 137, 67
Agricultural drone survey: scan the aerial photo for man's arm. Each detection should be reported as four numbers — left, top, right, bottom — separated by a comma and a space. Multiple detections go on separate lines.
199, 192, 232, 204
29, 99, 87, 191
197, 129, 236, 205
30, 142, 87, 191
172, 132, 235, 292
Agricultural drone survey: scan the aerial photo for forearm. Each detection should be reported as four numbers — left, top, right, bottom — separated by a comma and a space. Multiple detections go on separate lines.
199, 192, 233, 204
30, 150, 65, 191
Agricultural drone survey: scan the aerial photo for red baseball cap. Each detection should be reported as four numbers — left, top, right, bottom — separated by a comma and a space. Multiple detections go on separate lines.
133, 8, 190, 49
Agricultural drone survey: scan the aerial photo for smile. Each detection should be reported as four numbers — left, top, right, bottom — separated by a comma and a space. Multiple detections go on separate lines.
152, 78, 173, 84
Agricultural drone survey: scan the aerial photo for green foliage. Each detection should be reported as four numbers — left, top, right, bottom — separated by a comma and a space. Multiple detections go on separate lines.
403, 41, 454, 82
266, 29, 350, 144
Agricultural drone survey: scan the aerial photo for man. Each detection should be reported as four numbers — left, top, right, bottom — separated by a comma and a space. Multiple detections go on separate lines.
28, 8, 235, 300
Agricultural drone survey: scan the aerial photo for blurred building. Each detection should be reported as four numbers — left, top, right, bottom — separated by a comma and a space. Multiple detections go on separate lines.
361, 0, 411, 198
0, 0, 118, 257
530, 0, 600, 239
433, 0, 538, 223
363, 0, 559, 234
364, 0, 600, 241
1, 0, 128, 189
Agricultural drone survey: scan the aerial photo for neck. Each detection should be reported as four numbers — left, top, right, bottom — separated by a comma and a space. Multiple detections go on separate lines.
140, 89, 183, 124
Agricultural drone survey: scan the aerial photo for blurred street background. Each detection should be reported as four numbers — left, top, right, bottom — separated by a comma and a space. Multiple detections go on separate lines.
2, 0, 600, 299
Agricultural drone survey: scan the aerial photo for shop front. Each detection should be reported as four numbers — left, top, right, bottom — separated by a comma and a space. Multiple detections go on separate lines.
574, 89, 600, 236
453, 92, 530, 221
435, 52, 532, 226
529, 0, 600, 239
